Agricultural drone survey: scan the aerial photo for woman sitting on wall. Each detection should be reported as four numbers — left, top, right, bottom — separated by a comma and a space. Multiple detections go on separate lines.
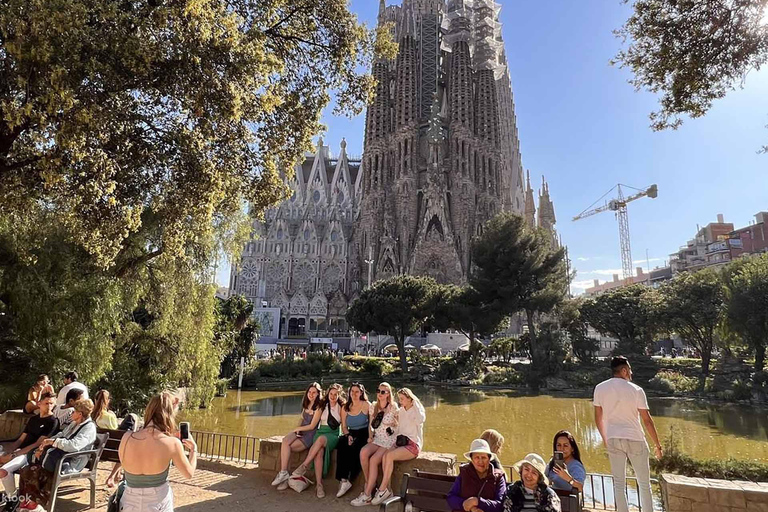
335, 383, 370, 498
503, 454, 561, 512
271, 382, 323, 490
350, 382, 398, 507
24, 375, 55, 415
545, 430, 585, 494
446, 439, 506, 512
291, 383, 345, 498
371, 387, 426, 506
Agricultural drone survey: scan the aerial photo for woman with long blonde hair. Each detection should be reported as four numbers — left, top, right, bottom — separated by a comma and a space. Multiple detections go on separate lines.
118, 391, 196, 511
91, 389, 118, 430
371, 388, 426, 506
351, 382, 398, 507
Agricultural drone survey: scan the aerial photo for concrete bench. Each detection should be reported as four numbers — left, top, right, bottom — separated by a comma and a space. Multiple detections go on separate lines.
259, 436, 457, 496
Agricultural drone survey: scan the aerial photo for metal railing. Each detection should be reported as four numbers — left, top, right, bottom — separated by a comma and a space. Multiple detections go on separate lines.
191, 430, 260, 464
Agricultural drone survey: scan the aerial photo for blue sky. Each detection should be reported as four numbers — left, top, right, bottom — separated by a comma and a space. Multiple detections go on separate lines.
218, 0, 768, 295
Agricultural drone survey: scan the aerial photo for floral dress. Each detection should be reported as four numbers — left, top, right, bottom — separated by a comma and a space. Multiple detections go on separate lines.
372, 407, 397, 449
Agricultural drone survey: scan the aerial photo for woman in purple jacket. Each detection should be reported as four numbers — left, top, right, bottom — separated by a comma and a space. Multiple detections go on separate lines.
447, 439, 506, 512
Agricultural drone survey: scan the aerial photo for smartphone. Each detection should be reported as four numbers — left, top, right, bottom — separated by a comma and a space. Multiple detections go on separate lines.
554, 451, 565, 469
179, 422, 190, 441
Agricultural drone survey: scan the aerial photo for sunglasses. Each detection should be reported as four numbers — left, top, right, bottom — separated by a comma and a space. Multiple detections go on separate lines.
377, 390, 389, 395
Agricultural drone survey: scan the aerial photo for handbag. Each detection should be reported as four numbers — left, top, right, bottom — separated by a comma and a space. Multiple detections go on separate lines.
106, 481, 125, 512
326, 403, 341, 431
395, 435, 410, 447
371, 411, 385, 430
288, 475, 313, 493
42, 448, 67, 473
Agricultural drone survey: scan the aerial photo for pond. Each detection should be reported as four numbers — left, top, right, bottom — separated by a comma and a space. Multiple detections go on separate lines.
180, 383, 768, 477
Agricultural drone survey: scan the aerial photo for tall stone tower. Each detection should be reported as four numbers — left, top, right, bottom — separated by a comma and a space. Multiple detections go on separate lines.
355, 0, 527, 285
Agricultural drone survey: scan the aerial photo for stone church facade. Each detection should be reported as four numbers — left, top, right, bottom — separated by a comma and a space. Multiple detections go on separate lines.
229, 0, 560, 337
228, 139, 363, 337
353, 0, 531, 286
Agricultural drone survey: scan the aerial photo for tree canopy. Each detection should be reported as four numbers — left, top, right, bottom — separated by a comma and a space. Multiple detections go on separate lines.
0, 0, 393, 269
614, 0, 768, 142
346, 275, 437, 373
724, 254, 768, 371
470, 213, 566, 369
657, 268, 727, 375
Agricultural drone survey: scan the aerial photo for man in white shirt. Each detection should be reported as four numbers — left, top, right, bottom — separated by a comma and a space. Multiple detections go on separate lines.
593, 356, 662, 512
56, 371, 89, 406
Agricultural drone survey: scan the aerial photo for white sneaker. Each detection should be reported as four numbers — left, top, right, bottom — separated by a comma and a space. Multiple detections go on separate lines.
371, 488, 392, 506
337, 479, 353, 498
350, 492, 372, 507
277, 481, 289, 491
316, 484, 326, 498
272, 470, 290, 486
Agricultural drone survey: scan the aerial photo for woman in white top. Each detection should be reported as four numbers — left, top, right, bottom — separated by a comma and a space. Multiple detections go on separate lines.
371, 387, 426, 506
351, 382, 398, 507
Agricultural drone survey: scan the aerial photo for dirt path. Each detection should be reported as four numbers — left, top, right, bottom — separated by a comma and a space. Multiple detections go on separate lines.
51, 460, 599, 512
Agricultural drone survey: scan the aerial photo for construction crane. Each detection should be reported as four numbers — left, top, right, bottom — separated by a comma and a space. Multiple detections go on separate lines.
573, 184, 658, 281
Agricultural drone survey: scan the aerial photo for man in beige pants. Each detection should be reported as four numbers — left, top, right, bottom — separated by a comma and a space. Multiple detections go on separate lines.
594, 356, 663, 512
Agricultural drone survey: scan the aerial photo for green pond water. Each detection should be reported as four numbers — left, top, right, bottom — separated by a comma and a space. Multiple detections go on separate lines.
180, 383, 768, 477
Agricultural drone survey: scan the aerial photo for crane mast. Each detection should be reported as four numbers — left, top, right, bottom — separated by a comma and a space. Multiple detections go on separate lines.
573, 184, 658, 281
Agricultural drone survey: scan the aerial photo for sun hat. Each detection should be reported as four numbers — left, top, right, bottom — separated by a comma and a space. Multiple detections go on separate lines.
463, 439, 496, 461
512, 453, 549, 485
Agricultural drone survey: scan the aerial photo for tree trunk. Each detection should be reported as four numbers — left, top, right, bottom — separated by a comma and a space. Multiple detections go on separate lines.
526, 309, 540, 368
756, 344, 766, 372
397, 335, 408, 373
700, 347, 712, 376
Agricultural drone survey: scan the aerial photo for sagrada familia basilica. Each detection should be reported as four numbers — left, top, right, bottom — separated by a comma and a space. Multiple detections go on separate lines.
229, 0, 558, 336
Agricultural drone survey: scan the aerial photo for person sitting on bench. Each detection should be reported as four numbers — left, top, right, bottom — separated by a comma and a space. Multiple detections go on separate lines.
446, 439, 506, 512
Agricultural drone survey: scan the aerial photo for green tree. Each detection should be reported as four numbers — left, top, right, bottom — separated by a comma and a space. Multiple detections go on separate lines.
215, 294, 258, 379
489, 337, 515, 364
657, 268, 727, 375
558, 298, 599, 364
0, 0, 393, 271
581, 285, 659, 355
614, 0, 768, 146
471, 213, 567, 369
431, 285, 505, 370
724, 254, 768, 371
346, 275, 437, 373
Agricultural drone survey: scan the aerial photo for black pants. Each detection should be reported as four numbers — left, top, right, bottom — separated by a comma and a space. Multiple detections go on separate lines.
335, 428, 369, 482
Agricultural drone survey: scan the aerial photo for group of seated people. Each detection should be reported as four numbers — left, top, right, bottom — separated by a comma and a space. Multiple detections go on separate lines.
448, 429, 585, 512
0, 371, 125, 512
270, 382, 585, 512
271, 382, 427, 506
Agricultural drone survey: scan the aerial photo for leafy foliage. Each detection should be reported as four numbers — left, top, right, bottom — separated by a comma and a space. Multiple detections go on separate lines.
346, 275, 438, 373
470, 213, 567, 369
0, 0, 392, 269
215, 294, 257, 379
581, 285, 659, 354
723, 254, 768, 371
614, 0, 768, 142
657, 268, 727, 375
558, 298, 599, 364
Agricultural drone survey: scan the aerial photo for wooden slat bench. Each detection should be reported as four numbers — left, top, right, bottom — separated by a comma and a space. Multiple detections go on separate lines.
96, 427, 128, 463
555, 488, 582, 512
381, 469, 455, 512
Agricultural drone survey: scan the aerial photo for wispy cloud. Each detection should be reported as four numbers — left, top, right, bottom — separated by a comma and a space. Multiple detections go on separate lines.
577, 257, 590, 262
632, 257, 663, 265
570, 279, 597, 295
578, 268, 624, 276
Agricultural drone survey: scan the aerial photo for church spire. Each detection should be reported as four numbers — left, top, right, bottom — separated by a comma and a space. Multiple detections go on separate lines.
524, 170, 536, 229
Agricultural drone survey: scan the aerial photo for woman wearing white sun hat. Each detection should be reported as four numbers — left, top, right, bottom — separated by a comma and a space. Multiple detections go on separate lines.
502, 453, 561, 512
446, 439, 506, 512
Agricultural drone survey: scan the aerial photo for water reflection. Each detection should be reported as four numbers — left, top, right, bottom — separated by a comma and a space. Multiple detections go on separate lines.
181, 385, 768, 476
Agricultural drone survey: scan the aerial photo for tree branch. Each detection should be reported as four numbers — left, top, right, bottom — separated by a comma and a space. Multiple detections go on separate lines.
113, 248, 164, 278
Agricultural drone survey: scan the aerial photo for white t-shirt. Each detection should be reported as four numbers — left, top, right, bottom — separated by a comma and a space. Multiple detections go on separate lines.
397, 402, 426, 450
320, 403, 341, 427
593, 377, 649, 442
56, 381, 89, 406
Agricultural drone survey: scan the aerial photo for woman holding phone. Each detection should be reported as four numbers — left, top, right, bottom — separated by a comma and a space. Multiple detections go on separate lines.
118, 391, 197, 511
351, 382, 398, 507
271, 382, 323, 489
544, 430, 585, 493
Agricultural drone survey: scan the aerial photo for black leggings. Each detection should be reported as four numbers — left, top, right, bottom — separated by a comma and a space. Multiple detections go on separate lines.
335, 427, 369, 482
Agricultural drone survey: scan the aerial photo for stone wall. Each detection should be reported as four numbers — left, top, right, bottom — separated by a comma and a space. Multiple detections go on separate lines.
662, 473, 768, 512
0, 410, 30, 441
259, 436, 456, 494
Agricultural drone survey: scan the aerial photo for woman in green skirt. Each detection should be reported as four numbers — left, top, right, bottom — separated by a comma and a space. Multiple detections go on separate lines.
292, 383, 345, 498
